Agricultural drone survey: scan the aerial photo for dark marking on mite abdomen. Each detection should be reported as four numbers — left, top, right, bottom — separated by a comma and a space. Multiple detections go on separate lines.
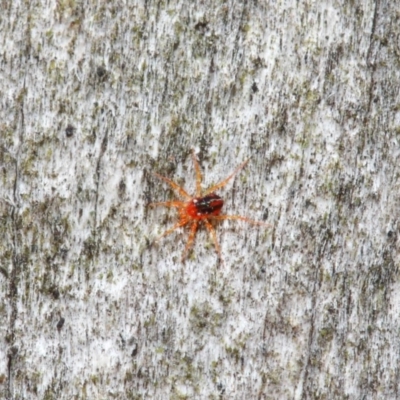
194, 193, 223, 215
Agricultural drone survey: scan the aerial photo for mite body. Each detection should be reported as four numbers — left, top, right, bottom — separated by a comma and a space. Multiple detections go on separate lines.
149, 150, 270, 262
187, 193, 224, 219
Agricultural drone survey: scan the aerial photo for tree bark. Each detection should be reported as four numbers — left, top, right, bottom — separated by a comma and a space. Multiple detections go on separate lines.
1, 0, 399, 399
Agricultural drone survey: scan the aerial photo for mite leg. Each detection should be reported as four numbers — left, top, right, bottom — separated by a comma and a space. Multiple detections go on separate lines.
204, 219, 222, 262
155, 219, 189, 243
181, 221, 198, 261
148, 201, 184, 208
191, 149, 203, 197
151, 172, 191, 200
204, 159, 250, 195
211, 215, 271, 227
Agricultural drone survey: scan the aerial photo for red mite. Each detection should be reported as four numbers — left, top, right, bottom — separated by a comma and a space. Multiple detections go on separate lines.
149, 149, 270, 262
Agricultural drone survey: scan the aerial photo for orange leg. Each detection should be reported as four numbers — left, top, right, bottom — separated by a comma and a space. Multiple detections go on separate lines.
152, 172, 191, 200
191, 150, 203, 197
148, 201, 184, 208
211, 215, 271, 227
204, 219, 222, 261
182, 221, 198, 261
204, 159, 250, 195
155, 219, 189, 242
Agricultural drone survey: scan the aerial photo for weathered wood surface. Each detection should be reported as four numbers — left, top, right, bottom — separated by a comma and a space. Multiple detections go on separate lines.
1, 1, 399, 399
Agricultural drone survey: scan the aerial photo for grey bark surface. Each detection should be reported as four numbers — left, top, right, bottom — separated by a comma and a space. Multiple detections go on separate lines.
1, 1, 399, 399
